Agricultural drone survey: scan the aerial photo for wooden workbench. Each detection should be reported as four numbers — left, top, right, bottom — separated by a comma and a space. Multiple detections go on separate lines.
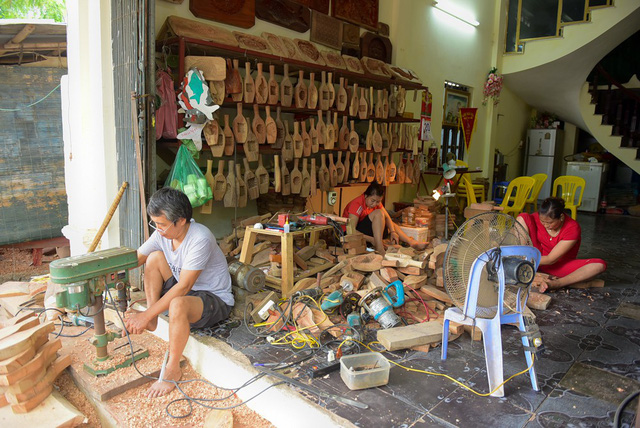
239, 225, 335, 296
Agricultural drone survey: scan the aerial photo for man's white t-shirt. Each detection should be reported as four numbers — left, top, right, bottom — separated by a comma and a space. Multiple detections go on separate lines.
138, 219, 234, 306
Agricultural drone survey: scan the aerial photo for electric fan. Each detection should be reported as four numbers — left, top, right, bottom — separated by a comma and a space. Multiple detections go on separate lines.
441, 211, 543, 397
444, 211, 533, 318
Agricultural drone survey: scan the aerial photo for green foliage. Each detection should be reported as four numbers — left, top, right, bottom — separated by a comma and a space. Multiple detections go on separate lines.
0, 0, 66, 22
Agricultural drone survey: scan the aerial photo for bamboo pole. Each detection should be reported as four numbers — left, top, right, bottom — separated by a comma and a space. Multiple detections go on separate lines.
88, 182, 128, 253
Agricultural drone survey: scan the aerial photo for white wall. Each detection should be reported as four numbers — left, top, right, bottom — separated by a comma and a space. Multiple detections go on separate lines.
62, 0, 119, 254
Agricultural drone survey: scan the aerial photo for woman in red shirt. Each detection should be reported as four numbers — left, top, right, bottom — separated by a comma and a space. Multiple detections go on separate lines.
517, 197, 606, 292
343, 183, 427, 255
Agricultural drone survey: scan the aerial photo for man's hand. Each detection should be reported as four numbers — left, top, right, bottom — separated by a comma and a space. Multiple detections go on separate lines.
389, 231, 400, 245
123, 310, 150, 336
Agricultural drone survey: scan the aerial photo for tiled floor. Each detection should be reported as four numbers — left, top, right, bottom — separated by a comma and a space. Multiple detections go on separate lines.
204, 213, 640, 427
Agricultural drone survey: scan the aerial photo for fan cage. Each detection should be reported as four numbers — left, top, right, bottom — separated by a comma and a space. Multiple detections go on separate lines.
444, 212, 532, 318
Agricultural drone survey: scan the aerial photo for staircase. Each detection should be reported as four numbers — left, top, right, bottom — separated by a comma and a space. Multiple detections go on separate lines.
501, 0, 640, 174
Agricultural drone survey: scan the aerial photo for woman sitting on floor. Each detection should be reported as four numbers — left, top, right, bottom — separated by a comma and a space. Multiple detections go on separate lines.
342, 182, 427, 255
517, 197, 607, 292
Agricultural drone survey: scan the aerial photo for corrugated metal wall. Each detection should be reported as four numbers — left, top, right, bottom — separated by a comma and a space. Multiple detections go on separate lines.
0, 67, 68, 246
111, 0, 149, 251
112, 0, 153, 286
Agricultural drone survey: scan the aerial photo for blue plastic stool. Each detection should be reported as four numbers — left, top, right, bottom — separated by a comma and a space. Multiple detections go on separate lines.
441, 245, 542, 397
492, 181, 509, 204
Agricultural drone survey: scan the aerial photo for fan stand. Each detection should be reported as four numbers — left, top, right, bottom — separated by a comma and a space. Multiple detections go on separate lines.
441, 245, 542, 397
442, 193, 455, 241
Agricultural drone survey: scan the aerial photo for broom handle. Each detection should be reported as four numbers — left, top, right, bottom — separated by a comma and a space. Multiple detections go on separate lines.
88, 182, 128, 253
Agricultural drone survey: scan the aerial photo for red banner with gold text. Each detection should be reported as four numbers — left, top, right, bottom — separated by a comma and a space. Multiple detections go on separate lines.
459, 107, 478, 150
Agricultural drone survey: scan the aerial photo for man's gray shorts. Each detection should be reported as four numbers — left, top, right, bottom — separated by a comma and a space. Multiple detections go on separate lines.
161, 277, 232, 329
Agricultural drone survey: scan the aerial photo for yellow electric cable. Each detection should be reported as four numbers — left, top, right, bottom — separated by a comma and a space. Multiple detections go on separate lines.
348, 339, 536, 397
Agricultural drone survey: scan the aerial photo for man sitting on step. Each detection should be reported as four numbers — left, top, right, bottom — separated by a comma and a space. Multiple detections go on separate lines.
123, 187, 234, 398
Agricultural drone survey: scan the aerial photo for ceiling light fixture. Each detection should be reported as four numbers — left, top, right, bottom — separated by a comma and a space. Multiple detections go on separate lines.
432, 1, 479, 27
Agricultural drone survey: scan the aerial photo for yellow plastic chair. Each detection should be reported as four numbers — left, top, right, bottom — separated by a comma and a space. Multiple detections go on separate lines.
462, 174, 478, 205
552, 175, 586, 220
524, 173, 548, 213
499, 176, 536, 217
455, 160, 485, 210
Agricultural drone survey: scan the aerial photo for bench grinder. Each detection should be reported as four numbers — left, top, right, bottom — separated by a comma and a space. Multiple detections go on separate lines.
50, 246, 149, 376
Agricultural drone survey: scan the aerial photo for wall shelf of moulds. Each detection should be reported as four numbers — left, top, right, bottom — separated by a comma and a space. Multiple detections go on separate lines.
156, 36, 428, 93
218, 102, 421, 124
156, 140, 417, 156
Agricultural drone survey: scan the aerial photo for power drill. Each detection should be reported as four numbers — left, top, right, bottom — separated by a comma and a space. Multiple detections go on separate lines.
293, 287, 323, 299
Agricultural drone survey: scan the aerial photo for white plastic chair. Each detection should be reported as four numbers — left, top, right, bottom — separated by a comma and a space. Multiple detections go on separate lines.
441, 245, 541, 397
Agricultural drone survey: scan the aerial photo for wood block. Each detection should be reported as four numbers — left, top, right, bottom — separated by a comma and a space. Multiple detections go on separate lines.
10, 384, 53, 413
379, 267, 398, 283
381, 259, 399, 267
204, 408, 233, 428
293, 253, 308, 270
397, 266, 424, 276
464, 325, 482, 341
323, 260, 348, 277
410, 344, 430, 353
286, 277, 317, 297
0, 316, 40, 342
420, 286, 453, 304
8, 354, 71, 396
337, 254, 357, 262
0, 334, 48, 375
341, 272, 365, 289
437, 317, 464, 335
0, 390, 86, 426
436, 275, 444, 288
0, 339, 61, 386
377, 321, 443, 351
347, 246, 367, 255
0, 282, 30, 298
103, 307, 126, 330
0, 390, 7, 407
0, 313, 35, 330
269, 254, 282, 263
0, 322, 54, 361
403, 275, 428, 289
315, 248, 336, 263
367, 272, 388, 289
296, 244, 318, 261
351, 254, 383, 272
341, 234, 366, 243
526, 291, 552, 310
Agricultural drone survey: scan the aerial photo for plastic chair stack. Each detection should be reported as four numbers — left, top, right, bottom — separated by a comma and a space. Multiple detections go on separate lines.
455, 160, 485, 210
441, 245, 542, 397
552, 175, 585, 220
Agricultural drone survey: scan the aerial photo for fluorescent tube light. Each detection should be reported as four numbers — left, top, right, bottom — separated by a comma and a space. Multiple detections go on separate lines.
432, 1, 479, 27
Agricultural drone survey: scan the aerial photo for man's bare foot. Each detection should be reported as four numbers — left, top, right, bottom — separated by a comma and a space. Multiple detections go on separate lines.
147, 366, 181, 398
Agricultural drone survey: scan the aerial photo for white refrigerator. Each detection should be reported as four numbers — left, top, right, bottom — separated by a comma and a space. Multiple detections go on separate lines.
525, 129, 564, 201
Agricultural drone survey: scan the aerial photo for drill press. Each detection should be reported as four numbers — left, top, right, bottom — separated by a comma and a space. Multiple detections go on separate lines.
50, 246, 149, 376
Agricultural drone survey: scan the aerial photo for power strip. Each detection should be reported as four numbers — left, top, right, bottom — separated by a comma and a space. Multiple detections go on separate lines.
307, 360, 341, 378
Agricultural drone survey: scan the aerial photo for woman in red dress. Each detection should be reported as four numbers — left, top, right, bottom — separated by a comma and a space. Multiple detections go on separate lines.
517, 197, 606, 292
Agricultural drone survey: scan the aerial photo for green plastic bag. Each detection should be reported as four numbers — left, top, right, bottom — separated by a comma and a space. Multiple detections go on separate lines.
164, 145, 212, 207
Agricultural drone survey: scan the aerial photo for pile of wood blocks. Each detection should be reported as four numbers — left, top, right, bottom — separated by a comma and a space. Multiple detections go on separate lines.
0, 313, 71, 413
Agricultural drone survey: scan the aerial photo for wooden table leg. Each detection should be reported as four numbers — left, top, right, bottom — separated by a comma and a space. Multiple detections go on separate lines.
280, 232, 294, 296
309, 230, 319, 246
239, 228, 258, 264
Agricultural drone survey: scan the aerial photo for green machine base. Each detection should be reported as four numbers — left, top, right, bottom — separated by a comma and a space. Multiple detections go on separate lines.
84, 340, 150, 377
